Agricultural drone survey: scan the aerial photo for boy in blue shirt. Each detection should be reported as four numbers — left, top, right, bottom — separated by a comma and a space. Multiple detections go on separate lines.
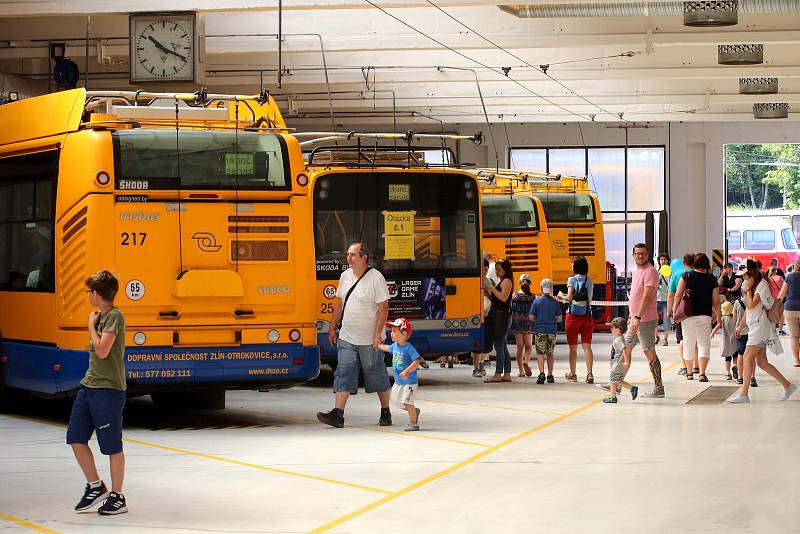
379, 318, 423, 431
529, 279, 563, 384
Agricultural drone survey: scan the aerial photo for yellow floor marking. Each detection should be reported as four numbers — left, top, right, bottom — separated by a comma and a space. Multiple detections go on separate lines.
309, 397, 602, 534
416, 398, 566, 416
122, 437, 392, 495
0, 511, 60, 534
355, 426, 491, 448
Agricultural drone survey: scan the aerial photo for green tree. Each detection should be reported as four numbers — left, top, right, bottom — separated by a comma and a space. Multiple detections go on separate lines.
761, 144, 800, 209
725, 144, 788, 210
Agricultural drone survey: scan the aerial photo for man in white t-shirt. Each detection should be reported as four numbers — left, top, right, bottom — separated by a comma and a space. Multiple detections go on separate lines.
317, 242, 392, 428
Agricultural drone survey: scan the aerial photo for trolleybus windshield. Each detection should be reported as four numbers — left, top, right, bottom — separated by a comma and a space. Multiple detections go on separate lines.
481, 195, 540, 233
535, 192, 596, 222
112, 130, 291, 190
313, 172, 480, 279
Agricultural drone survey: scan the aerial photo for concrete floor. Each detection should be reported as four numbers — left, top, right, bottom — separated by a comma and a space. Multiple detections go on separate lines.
1, 333, 798, 534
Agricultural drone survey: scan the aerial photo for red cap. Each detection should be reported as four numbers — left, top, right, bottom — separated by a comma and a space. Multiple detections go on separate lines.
385, 318, 412, 335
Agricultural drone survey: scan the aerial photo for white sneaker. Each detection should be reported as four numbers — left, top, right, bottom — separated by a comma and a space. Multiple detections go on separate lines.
781, 384, 797, 401
641, 386, 665, 399
726, 394, 750, 403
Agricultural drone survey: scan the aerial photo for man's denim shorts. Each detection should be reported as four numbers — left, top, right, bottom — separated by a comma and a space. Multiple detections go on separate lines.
333, 338, 391, 394
66, 386, 126, 455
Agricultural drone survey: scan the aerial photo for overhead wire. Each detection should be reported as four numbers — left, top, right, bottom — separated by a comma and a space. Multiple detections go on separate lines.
424, 0, 622, 121
361, 0, 595, 122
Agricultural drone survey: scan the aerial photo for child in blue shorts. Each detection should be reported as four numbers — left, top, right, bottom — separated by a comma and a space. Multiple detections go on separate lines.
379, 318, 423, 431
66, 271, 128, 515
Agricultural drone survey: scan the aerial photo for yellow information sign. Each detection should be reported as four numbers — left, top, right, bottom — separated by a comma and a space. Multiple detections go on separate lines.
384, 235, 415, 260
383, 210, 415, 260
384, 211, 414, 236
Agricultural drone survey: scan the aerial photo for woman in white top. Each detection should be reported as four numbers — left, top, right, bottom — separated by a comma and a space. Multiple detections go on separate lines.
728, 266, 797, 403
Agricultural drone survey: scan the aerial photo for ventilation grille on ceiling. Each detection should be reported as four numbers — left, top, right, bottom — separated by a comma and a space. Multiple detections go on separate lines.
739, 77, 778, 95
753, 102, 789, 119
718, 44, 763, 65
684, 1, 739, 27
499, 1, 799, 18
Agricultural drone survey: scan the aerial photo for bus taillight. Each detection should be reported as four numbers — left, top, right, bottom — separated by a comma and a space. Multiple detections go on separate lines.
53, 364, 61, 372
0, 356, 7, 364
288, 329, 301, 342
292, 358, 304, 365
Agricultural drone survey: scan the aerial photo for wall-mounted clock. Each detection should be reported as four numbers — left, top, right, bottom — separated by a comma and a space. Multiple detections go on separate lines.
129, 12, 204, 84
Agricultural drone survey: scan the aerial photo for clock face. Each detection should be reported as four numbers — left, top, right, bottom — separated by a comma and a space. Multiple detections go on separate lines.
130, 14, 194, 82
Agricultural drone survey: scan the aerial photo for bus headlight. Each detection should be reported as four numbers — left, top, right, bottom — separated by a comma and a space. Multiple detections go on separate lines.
296, 173, 309, 187
133, 332, 147, 345
267, 330, 280, 343
96, 171, 111, 186
288, 329, 301, 342
471, 315, 481, 326
445, 320, 452, 328
315, 320, 326, 332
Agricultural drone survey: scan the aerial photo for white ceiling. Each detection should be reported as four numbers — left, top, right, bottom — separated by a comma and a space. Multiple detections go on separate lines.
1, 1, 799, 124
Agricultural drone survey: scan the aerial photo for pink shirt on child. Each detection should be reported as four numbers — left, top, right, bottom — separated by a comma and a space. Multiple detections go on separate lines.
629, 263, 659, 323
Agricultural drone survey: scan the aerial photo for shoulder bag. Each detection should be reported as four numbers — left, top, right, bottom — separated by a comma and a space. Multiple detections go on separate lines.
336, 267, 373, 330
766, 277, 784, 324
673, 272, 693, 323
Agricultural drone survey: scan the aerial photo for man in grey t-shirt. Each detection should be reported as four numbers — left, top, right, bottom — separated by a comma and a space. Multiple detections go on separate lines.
317, 242, 392, 428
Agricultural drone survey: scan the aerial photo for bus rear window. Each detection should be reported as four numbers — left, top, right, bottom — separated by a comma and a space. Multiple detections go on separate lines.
481, 195, 539, 232
535, 192, 596, 222
113, 130, 290, 190
744, 230, 775, 250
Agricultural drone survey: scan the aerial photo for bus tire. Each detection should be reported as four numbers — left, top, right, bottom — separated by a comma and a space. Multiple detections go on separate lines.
0, 366, 15, 414
151, 390, 226, 411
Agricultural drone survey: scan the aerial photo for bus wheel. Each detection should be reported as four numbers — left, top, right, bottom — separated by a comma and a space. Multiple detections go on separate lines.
151, 390, 226, 411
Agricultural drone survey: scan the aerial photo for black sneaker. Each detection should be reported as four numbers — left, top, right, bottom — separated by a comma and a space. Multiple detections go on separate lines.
316, 408, 344, 428
97, 491, 127, 515
378, 408, 392, 426
546, 375, 554, 384
75, 482, 109, 512
732, 366, 738, 380
750, 377, 758, 387
536, 373, 546, 384
737, 377, 744, 385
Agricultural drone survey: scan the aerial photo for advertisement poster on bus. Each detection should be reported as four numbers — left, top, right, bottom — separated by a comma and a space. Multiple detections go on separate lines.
387, 278, 446, 319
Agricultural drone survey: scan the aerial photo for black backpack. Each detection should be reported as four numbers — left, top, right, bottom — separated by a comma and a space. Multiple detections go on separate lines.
573, 278, 589, 303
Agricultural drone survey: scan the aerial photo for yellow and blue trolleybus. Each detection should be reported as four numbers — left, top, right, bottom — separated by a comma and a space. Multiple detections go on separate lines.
0, 89, 319, 408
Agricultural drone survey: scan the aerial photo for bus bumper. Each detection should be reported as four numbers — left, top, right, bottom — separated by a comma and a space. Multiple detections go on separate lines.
0, 341, 320, 395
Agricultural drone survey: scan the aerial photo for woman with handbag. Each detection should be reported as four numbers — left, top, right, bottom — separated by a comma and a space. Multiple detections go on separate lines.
484, 259, 514, 383
766, 265, 785, 334
673, 253, 719, 382
727, 263, 797, 403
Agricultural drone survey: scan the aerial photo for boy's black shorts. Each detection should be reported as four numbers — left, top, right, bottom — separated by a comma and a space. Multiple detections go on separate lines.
66, 386, 126, 455
736, 335, 748, 357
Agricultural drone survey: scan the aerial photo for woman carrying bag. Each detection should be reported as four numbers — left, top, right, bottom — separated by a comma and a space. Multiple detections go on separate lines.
484, 259, 514, 383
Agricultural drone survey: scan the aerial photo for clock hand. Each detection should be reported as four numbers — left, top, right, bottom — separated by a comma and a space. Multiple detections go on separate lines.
147, 35, 187, 62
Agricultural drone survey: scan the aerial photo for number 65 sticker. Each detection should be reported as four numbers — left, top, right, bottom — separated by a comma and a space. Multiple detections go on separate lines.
126, 279, 145, 301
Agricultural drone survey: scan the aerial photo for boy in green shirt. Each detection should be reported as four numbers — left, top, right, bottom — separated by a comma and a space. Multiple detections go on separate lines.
66, 270, 128, 515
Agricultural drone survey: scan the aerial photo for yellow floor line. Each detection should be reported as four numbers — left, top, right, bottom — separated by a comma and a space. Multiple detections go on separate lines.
122, 437, 391, 495
354, 426, 491, 448
0, 511, 61, 534
309, 397, 602, 534
416, 398, 566, 416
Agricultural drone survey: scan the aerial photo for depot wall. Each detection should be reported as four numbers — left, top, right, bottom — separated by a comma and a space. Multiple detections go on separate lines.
461, 120, 800, 262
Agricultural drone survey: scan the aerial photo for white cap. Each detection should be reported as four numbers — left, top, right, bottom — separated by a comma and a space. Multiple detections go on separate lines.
540, 278, 554, 294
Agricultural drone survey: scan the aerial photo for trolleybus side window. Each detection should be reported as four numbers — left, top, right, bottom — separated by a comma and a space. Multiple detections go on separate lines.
743, 230, 775, 251
481, 195, 540, 233
782, 228, 798, 250
0, 150, 58, 292
313, 172, 480, 279
536, 192, 595, 222
727, 230, 741, 250
112, 130, 291, 190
